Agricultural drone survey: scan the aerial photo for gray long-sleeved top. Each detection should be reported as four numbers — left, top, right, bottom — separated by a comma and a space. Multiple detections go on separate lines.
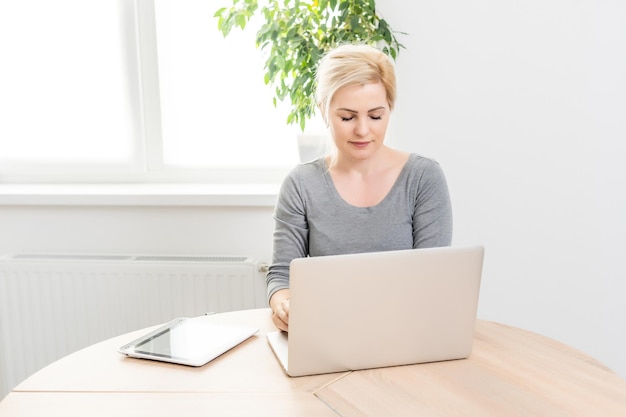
265, 153, 453, 301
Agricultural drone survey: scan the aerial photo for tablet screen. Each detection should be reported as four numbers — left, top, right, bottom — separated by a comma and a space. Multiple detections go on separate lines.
119, 317, 259, 366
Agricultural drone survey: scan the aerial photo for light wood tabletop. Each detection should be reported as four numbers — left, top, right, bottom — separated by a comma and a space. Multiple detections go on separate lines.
315, 320, 626, 417
1, 308, 625, 417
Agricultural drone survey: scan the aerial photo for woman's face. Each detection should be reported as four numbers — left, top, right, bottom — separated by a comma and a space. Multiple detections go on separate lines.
327, 82, 391, 162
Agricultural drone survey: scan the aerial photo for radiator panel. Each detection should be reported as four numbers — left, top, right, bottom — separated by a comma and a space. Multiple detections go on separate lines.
0, 255, 268, 399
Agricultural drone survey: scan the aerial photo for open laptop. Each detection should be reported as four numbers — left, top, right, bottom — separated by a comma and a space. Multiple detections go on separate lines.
266, 245, 484, 377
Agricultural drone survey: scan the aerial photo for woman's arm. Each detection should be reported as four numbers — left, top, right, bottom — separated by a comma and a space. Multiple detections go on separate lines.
265, 168, 309, 330
412, 160, 453, 248
269, 288, 290, 332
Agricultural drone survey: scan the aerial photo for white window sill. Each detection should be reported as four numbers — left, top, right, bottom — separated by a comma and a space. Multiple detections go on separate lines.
0, 184, 280, 207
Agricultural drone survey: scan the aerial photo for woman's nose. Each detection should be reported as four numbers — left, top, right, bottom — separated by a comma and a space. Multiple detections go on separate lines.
354, 119, 369, 136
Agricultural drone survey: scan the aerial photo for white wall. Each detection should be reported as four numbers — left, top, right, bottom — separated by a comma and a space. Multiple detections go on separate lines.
0, 0, 624, 396
380, 0, 626, 377
0, 205, 275, 261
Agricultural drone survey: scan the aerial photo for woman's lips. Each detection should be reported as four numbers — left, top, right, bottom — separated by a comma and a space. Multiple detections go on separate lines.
350, 141, 371, 148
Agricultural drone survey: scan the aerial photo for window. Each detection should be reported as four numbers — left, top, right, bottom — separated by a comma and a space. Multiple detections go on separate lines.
0, 0, 141, 179
0, 0, 307, 184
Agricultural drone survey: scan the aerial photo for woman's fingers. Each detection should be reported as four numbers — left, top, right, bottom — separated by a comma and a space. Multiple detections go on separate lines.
272, 311, 288, 332
272, 299, 290, 332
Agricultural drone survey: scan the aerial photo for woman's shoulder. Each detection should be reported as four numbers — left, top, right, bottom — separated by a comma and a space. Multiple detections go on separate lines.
286, 157, 326, 179
280, 157, 327, 192
406, 152, 441, 166
398, 153, 448, 190
403, 152, 444, 174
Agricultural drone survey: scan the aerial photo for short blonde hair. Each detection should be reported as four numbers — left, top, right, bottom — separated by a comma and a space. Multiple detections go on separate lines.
315, 44, 397, 123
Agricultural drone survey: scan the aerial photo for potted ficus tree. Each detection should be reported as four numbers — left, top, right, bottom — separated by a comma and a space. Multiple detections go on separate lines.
215, 0, 404, 161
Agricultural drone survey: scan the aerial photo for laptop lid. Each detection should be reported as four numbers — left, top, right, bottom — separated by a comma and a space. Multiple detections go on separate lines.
267, 245, 484, 377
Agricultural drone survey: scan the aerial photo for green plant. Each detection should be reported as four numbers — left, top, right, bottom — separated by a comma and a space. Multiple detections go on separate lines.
215, 0, 404, 131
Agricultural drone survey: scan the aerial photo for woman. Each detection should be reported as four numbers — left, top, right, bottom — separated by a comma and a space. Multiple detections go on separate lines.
267, 44, 453, 331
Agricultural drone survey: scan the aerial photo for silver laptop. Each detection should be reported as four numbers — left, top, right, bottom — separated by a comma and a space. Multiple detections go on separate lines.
266, 245, 484, 377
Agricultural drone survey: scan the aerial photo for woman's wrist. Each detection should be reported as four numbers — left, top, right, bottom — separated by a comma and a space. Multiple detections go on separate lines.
269, 288, 290, 312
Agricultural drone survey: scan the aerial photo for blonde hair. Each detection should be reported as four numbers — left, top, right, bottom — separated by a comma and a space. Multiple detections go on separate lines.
315, 44, 397, 124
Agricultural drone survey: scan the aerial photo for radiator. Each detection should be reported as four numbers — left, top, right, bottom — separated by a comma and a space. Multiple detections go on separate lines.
0, 253, 269, 400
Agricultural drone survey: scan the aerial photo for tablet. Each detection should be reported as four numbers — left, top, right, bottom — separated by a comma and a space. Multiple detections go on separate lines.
118, 316, 259, 367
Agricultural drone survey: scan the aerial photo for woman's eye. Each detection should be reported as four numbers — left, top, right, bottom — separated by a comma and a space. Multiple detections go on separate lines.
341, 116, 354, 122
370, 115, 382, 120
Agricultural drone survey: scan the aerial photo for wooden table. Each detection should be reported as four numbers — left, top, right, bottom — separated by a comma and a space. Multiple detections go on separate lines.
1, 308, 625, 416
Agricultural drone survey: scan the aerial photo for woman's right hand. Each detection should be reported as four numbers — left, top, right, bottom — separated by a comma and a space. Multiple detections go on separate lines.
269, 289, 290, 332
